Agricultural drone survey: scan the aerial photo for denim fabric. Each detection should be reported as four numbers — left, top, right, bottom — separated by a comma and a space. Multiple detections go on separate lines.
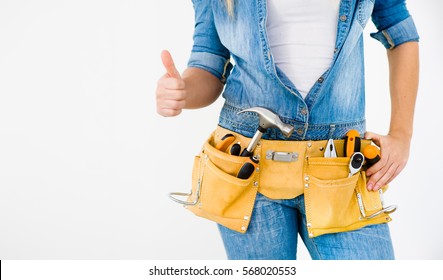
187, 0, 419, 140
218, 193, 395, 260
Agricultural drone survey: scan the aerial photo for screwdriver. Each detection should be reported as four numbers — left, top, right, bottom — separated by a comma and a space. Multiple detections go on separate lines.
230, 143, 241, 156
237, 156, 259, 179
363, 145, 381, 168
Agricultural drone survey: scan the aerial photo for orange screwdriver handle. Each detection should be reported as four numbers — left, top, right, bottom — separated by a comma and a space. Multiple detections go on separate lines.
215, 134, 235, 152
363, 145, 381, 167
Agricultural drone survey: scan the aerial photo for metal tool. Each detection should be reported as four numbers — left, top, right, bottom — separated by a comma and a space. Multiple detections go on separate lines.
344, 129, 361, 157
266, 150, 298, 162
237, 107, 294, 157
168, 155, 207, 206
348, 152, 364, 177
235, 107, 294, 179
324, 139, 337, 158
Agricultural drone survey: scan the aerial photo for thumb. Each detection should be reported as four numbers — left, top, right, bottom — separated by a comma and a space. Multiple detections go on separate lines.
364, 131, 381, 146
161, 50, 181, 79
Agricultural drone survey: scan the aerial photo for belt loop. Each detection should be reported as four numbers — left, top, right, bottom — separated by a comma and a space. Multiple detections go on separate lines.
327, 124, 336, 139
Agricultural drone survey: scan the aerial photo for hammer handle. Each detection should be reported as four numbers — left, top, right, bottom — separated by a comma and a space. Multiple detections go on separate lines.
241, 130, 263, 157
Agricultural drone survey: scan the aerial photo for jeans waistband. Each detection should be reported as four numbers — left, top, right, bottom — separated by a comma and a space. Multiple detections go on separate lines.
218, 103, 366, 141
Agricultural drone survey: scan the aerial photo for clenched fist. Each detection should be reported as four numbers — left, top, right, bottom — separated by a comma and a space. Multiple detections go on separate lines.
156, 50, 186, 117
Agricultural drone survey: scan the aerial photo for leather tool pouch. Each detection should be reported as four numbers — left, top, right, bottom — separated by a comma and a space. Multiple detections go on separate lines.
169, 131, 259, 233
303, 155, 393, 238
169, 127, 396, 237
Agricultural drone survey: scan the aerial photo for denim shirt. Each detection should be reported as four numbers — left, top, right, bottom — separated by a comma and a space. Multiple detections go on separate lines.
187, 0, 419, 141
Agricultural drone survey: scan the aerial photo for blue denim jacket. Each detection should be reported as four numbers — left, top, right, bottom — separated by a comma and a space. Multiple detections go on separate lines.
188, 0, 419, 140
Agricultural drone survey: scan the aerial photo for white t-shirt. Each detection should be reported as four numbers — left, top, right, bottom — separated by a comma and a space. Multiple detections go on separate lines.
266, 0, 341, 99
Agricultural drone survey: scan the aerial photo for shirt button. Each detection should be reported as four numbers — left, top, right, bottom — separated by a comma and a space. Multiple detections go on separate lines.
340, 15, 347, 21
318, 77, 324, 83
301, 108, 308, 115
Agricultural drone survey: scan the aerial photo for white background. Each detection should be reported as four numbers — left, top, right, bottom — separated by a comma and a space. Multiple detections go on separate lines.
0, 0, 442, 260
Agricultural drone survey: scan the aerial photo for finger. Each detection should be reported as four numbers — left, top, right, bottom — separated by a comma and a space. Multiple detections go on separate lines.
373, 163, 398, 191
158, 99, 186, 111
157, 88, 186, 101
158, 76, 186, 90
157, 107, 182, 117
385, 164, 402, 185
161, 50, 181, 79
364, 131, 381, 147
366, 151, 388, 176
366, 154, 390, 190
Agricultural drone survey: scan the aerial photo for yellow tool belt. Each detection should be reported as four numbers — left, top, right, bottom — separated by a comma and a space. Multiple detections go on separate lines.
169, 126, 395, 238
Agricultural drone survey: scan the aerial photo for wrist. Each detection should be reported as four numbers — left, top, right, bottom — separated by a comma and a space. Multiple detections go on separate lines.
388, 129, 413, 141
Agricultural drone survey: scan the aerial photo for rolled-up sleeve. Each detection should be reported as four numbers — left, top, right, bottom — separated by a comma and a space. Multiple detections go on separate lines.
370, 0, 419, 49
187, 0, 232, 83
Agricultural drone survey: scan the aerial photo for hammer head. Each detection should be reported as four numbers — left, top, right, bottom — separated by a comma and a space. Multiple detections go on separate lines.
238, 107, 294, 137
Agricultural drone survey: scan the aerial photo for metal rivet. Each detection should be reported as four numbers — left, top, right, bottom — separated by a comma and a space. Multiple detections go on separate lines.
307, 223, 312, 227
257, 141, 261, 146
297, 128, 304, 135
305, 183, 309, 188
256, 167, 260, 172
301, 108, 308, 115
319, 147, 324, 151
305, 176, 310, 181
309, 233, 314, 237
254, 181, 258, 186
340, 15, 347, 21
334, 47, 338, 53
241, 226, 246, 231
318, 77, 324, 83
244, 216, 249, 220
307, 142, 312, 148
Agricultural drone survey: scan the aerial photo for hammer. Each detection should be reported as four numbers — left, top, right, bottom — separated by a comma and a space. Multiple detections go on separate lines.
238, 107, 295, 157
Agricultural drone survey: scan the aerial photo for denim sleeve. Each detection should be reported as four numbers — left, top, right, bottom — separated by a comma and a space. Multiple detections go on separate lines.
187, 0, 232, 83
370, 0, 420, 49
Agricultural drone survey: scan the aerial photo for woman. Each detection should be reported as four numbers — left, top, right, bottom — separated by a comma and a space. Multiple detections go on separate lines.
156, 0, 419, 260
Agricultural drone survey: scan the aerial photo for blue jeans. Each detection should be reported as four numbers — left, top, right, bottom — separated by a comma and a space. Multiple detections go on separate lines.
218, 193, 395, 260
